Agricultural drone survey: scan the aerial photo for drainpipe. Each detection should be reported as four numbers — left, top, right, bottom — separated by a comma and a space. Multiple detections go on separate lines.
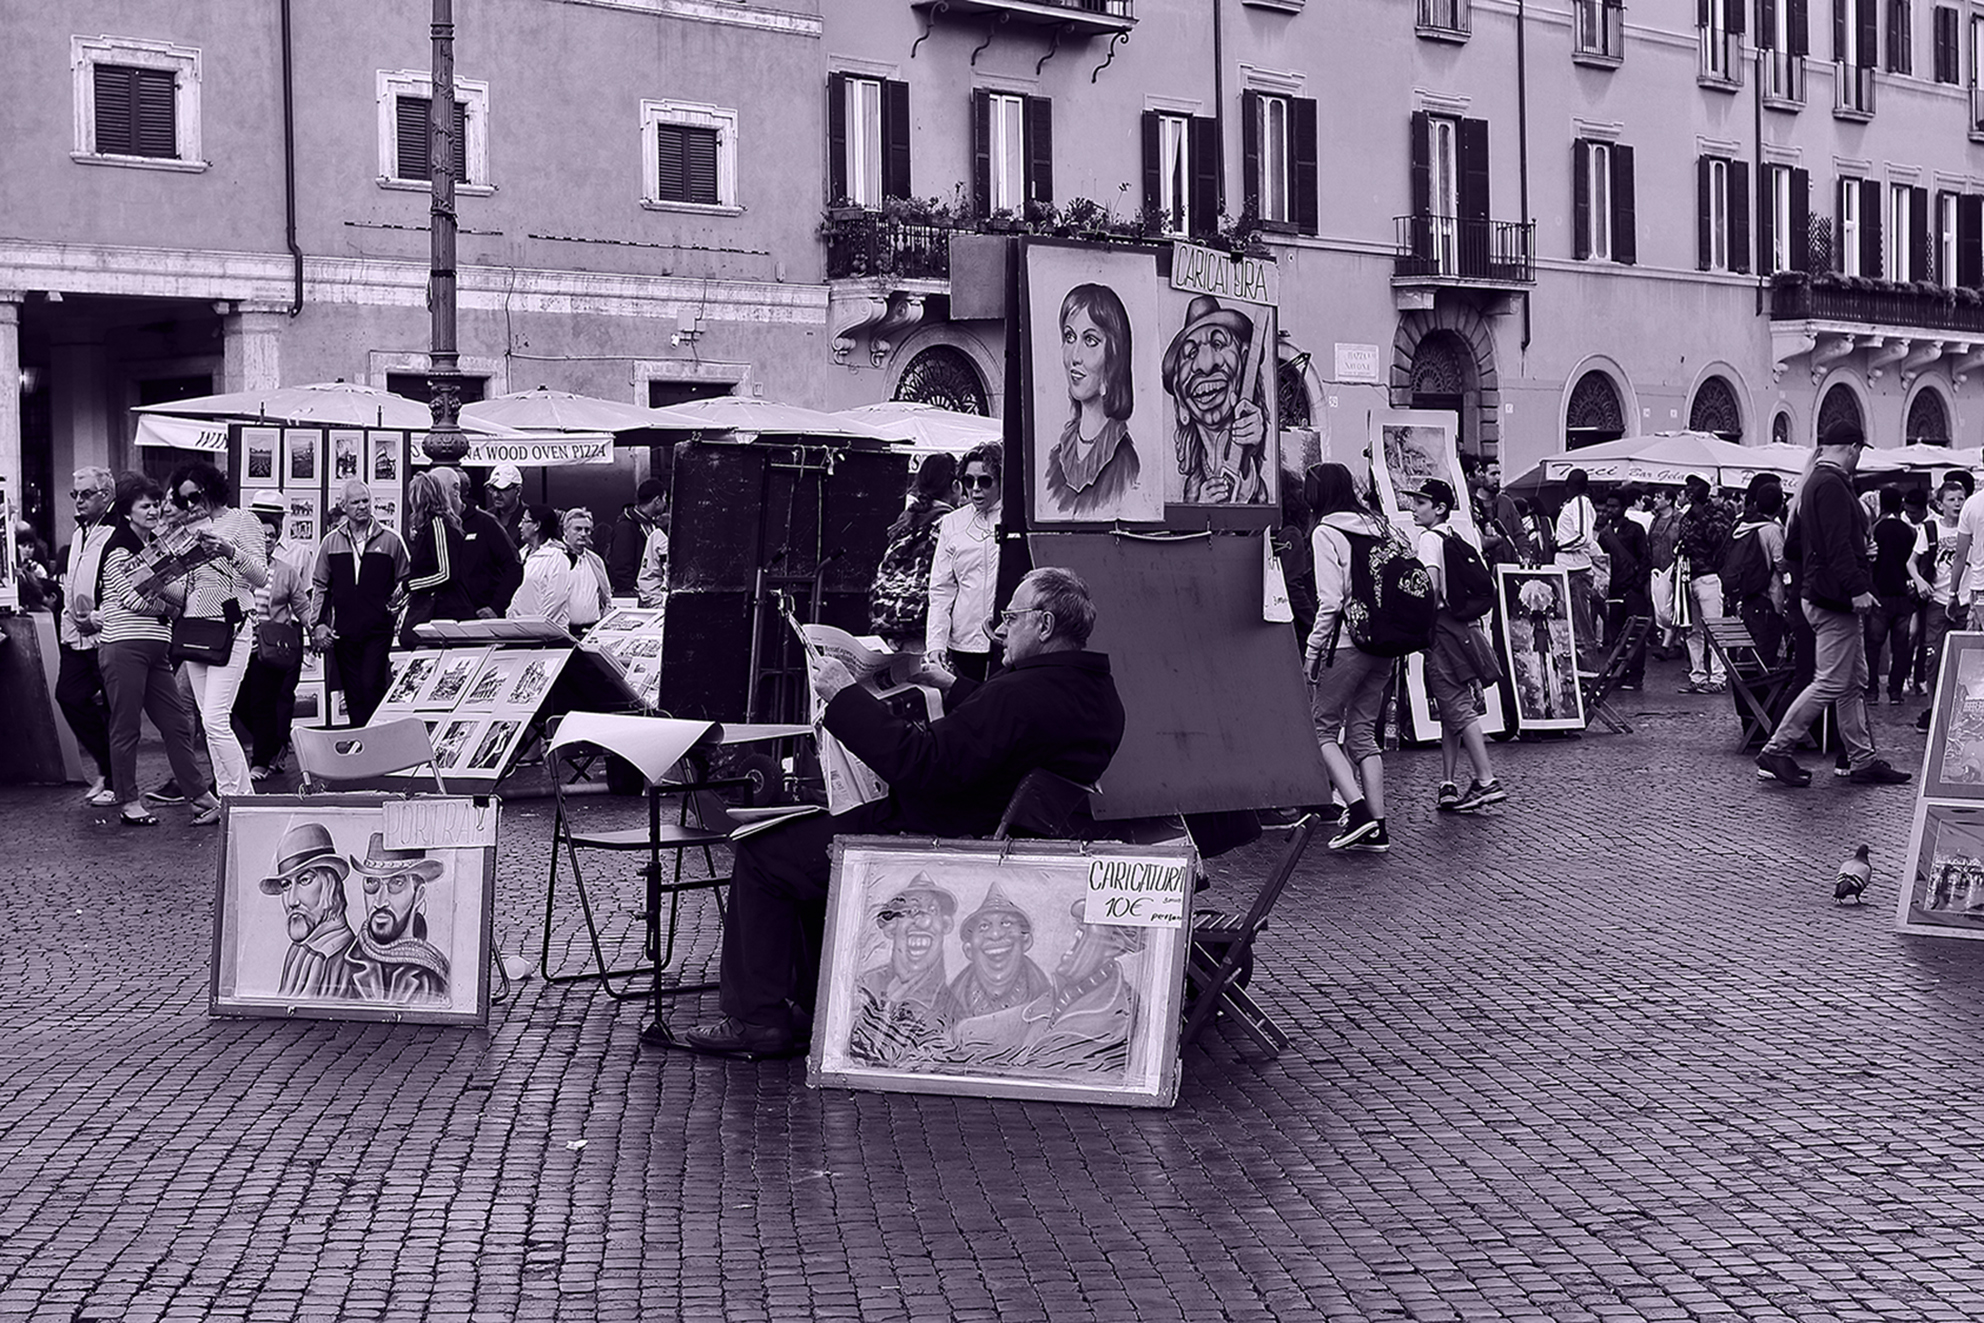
1213, 0, 1226, 217
280, 0, 303, 316
1517, 0, 1531, 352
1754, 43, 1764, 317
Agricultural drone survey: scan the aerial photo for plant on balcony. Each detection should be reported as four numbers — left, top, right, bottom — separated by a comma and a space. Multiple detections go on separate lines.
1957, 287, 1984, 308
1770, 270, 1809, 290
1211, 201, 1269, 258
1810, 269, 1845, 290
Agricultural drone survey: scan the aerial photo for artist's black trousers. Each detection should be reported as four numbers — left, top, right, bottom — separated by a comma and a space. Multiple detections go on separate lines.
56, 644, 113, 784
334, 631, 392, 727
719, 800, 893, 1028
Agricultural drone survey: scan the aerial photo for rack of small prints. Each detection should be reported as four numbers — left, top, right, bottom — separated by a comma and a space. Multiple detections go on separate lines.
370, 645, 573, 782
580, 607, 666, 711
231, 424, 415, 735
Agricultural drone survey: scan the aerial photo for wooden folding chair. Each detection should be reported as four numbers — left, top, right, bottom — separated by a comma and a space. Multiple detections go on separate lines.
992, 769, 1101, 841
1702, 616, 1797, 748
1576, 614, 1651, 735
1181, 814, 1320, 1060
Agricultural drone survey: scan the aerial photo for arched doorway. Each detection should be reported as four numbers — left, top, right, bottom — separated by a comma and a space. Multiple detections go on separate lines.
893, 345, 989, 415
1410, 330, 1475, 455
1907, 388, 1951, 445
1817, 382, 1863, 442
1277, 358, 1313, 430
1391, 305, 1503, 459
1566, 370, 1626, 448
1688, 376, 1743, 441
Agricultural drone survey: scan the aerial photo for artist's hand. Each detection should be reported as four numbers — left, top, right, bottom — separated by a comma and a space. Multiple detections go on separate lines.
1852, 591, 1878, 613
812, 658, 858, 703
911, 656, 957, 694
313, 624, 334, 650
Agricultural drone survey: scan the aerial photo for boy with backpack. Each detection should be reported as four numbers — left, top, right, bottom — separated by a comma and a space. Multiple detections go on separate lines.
1722, 483, 1788, 666
1409, 480, 1508, 813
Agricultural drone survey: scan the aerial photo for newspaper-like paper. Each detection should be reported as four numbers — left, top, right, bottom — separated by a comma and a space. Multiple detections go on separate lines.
788, 617, 942, 815
128, 514, 229, 601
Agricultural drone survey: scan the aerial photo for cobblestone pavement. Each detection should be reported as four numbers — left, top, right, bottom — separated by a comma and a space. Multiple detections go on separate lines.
2, 658, 1980, 1323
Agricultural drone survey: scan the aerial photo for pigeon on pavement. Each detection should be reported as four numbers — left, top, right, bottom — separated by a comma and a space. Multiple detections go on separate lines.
1834, 844, 1872, 906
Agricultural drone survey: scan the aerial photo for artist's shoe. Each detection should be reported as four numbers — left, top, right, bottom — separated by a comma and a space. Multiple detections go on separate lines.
683, 1016, 799, 1059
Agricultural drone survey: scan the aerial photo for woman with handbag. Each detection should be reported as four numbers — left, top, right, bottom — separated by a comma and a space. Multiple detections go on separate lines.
233, 494, 310, 781
166, 463, 268, 809
98, 474, 217, 828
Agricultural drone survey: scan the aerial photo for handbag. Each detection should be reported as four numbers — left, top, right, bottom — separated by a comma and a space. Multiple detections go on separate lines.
168, 600, 242, 666
256, 619, 302, 668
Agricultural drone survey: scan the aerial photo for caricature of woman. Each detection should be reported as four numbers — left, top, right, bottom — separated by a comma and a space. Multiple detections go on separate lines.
1045, 284, 1140, 518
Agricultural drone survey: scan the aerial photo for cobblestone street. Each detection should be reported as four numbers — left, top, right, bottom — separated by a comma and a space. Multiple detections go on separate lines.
3, 663, 1980, 1323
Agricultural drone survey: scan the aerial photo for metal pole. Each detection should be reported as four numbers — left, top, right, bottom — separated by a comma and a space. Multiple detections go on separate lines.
424, 0, 468, 463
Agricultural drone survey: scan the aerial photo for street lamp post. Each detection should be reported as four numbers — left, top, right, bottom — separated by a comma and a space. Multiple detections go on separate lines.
423, 0, 469, 464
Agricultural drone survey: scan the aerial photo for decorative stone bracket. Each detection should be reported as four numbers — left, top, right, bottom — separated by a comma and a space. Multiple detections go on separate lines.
829, 286, 928, 368
1773, 325, 1983, 387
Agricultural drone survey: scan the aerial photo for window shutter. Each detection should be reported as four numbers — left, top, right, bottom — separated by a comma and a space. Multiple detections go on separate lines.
657, 124, 685, 201
685, 127, 719, 205
883, 79, 912, 199
396, 95, 430, 180
1834, 0, 1847, 59
1900, 0, 1913, 70
1790, 0, 1810, 53
1700, 0, 1713, 25
1912, 184, 1931, 279
1729, 160, 1751, 274
1612, 144, 1637, 265
1698, 155, 1714, 271
1758, 165, 1777, 273
1936, 6, 1958, 80
1573, 142, 1591, 261
1759, 0, 1778, 48
971, 89, 991, 218
1729, 0, 1746, 35
93, 65, 134, 154
1791, 167, 1811, 271
1024, 95, 1052, 206
1457, 117, 1490, 221
134, 68, 176, 158
1189, 115, 1222, 236
827, 74, 848, 202
1141, 111, 1162, 225
1292, 97, 1319, 236
1857, 0, 1878, 64
1959, 194, 1983, 286
1243, 90, 1263, 217
1937, 188, 1956, 282
1862, 177, 1884, 277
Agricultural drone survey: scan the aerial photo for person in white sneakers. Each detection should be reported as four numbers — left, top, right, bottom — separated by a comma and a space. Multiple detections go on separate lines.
1408, 479, 1507, 815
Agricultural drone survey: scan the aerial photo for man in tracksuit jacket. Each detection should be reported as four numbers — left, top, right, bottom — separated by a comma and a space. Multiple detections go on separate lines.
1754, 422, 1912, 787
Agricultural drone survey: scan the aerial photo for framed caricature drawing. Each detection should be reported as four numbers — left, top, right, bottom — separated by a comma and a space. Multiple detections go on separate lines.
1493, 565, 1586, 731
1158, 242, 1279, 523
809, 836, 1197, 1108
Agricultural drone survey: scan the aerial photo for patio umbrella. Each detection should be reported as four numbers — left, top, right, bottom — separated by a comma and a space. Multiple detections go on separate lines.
835, 401, 1001, 449
132, 380, 513, 433
1858, 443, 1984, 475
460, 386, 705, 434
1515, 431, 1760, 490
660, 396, 889, 440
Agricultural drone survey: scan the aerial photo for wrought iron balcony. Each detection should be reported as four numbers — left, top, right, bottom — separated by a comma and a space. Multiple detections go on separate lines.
1393, 215, 1535, 286
1834, 61, 1876, 117
822, 209, 956, 282
1571, 0, 1625, 64
1760, 49, 1805, 105
1416, 0, 1470, 40
911, 0, 1134, 36
1770, 275, 1984, 335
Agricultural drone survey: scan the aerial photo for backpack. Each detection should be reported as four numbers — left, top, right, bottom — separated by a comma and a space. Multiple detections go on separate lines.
1336, 526, 1438, 658
1917, 517, 1940, 583
1438, 528, 1497, 622
1720, 526, 1772, 602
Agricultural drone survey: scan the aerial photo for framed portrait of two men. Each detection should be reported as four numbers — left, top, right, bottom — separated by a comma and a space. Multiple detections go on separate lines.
210, 795, 498, 1026
809, 836, 1199, 1108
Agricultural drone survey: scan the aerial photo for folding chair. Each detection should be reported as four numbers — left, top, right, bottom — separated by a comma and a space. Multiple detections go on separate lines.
1181, 813, 1320, 1060
292, 718, 515, 1000
1702, 616, 1797, 748
1576, 614, 1651, 735
992, 768, 1101, 841
539, 713, 734, 1021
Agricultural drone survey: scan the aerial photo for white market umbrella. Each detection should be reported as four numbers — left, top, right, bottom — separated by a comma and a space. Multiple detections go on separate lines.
1521, 431, 1761, 488
661, 396, 889, 440
836, 401, 1001, 449
1858, 443, 1984, 475
133, 380, 511, 433
461, 387, 705, 435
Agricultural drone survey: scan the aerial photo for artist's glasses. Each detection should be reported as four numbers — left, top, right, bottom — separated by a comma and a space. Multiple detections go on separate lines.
998, 607, 1045, 627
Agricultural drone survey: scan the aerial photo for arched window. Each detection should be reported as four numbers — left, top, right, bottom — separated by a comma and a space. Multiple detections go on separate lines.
1277, 358, 1313, 430
1907, 389, 1951, 445
893, 346, 989, 416
1771, 411, 1791, 446
1688, 376, 1743, 441
1817, 383, 1863, 442
1565, 370, 1625, 449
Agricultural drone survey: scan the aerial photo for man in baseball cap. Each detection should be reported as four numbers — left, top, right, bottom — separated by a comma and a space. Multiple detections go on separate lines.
259, 822, 360, 1000
484, 462, 526, 547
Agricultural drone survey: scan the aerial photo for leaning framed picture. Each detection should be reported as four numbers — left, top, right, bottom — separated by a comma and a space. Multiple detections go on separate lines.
1921, 632, 1984, 798
1493, 565, 1586, 731
808, 835, 1198, 1108
1897, 800, 1984, 938
1367, 408, 1480, 546
210, 794, 497, 1025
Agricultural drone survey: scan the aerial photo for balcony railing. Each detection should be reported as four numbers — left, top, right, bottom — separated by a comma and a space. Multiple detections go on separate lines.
1572, 0, 1625, 62
1393, 215, 1536, 284
1416, 0, 1470, 38
1770, 276, 1984, 334
1760, 49, 1805, 104
1834, 61, 1876, 116
1699, 27, 1743, 85
823, 210, 956, 281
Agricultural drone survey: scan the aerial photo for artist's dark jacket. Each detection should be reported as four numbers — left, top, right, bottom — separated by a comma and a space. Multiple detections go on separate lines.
824, 650, 1126, 839
1789, 462, 1872, 612
457, 507, 523, 616
606, 504, 656, 597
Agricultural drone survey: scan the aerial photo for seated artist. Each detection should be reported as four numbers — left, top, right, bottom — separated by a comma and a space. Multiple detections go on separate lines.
687, 566, 1127, 1059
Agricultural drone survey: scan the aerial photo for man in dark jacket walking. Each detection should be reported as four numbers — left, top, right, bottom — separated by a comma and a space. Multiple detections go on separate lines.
687, 566, 1128, 1058
607, 478, 667, 597
1754, 422, 1912, 787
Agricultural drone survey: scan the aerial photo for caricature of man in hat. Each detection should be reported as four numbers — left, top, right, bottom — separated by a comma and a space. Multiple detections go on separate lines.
259, 822, 359, 1000
846, 874, 956, 1067
1162, 294, 1268, 505
344, 833, 451, 1006
932, 882, 1051, 1027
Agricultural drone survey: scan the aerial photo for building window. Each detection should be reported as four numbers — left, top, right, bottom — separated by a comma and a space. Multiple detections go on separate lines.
1887, 182, 1927, 283
1817, 382, 1863, 440
1416, 0, 1471, 39
1838, 176, 1880, 275
1689, 376, 1744, 441
1772, 410, 1791, 445
1971, 15, 1984, 132
1940, 190, 1960, 283
377, 71, 490, 192
1699, 0, 1745, 85
1406, 110, 1494, 276
1573, 139, 1636, 264
1908, 389, 1951, 444
1835, 0, 1877, 116
642, 99, 739, 211
1697, 155, 1750, 273
1573, 0, 1626, 62
1243, 90, 1318, 234
1142, 111, 1218, 237
1886, 0, 1914, 71
71, 36, 204, 170
893, 346, 989, 415
1566, 370, 1627, 448
1934, 3, 1960, 78
829, 74, 909, 208
972, 89, 1051, 216
1758, 0, 1809, 102
1761, 164, 1811, 274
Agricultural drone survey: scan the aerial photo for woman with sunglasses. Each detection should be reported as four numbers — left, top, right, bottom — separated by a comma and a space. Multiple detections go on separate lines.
925, 443, 1003, 682
505, 503, 575, 630
97, 474, 218, 827
166, 462, 269, 808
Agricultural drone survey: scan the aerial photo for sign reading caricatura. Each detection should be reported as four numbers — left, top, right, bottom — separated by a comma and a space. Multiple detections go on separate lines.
454, 432, 615, 467
1169, 241, 1278, 307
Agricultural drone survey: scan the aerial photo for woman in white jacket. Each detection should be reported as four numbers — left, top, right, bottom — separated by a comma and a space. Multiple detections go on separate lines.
1302, 463, 1398, 853
925, 442, 1004, 681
